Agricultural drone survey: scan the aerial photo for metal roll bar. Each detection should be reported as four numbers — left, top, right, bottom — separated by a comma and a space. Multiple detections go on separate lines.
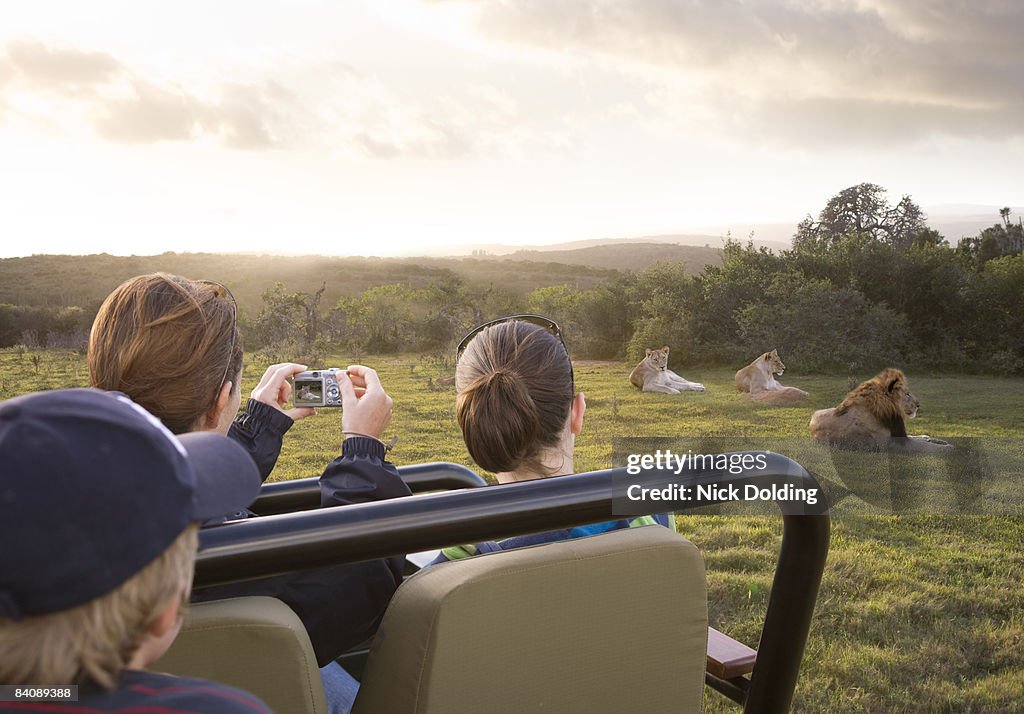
249, 461, 488, 515
196, 452, 830, 713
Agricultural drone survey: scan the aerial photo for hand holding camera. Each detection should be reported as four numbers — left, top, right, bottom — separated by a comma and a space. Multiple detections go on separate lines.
289, 365, 393, 440
339, 365, 393, 440
251, 363, 317, 421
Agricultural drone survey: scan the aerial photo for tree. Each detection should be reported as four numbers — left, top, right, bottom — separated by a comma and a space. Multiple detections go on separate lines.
572, 278, 634, 359
525, 283, 632, 359
627, 261, 703, 362
735, 274, 909, 372
957, 207, 1024, 267
962, 254, 1024, 373
338, 284, 421, 353
419, 276, 475, 344
253, 282, 326, 357
687, 242, 783, 360
794, 183, 929, 250
416, 276, 478, 352
527, 285, 581, 327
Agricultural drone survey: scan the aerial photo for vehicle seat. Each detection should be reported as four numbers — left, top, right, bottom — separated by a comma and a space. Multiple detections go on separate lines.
353, 526, 708, 714
155, 595, 328, 714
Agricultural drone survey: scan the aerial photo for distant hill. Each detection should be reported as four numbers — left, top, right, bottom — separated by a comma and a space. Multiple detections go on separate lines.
3, 241, 725, 315
0, 252, 616, 314
421, 233, 781, 257
14, 205, 1014, 316
498, 242, 722, 272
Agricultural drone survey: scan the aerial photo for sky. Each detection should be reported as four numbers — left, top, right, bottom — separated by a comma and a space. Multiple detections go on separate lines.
0, 0, 1022, 258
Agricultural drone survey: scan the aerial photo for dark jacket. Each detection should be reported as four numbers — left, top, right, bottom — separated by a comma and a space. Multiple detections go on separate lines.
192, 400, 411, 666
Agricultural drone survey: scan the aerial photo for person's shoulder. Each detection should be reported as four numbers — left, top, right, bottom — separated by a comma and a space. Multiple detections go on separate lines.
92, 670, 273, 714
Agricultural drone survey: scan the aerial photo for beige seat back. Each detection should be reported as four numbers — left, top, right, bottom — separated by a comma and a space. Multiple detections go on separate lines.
155, 595, 327, 714
353, 526, 707, 714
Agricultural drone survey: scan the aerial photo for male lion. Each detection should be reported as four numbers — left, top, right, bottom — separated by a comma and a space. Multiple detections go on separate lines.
809, 368, 952, 452
629, 346, 705, 394
734, 348, 809, 405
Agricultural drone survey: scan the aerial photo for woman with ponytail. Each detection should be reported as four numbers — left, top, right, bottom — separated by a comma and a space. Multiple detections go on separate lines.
429, 315, 672, 566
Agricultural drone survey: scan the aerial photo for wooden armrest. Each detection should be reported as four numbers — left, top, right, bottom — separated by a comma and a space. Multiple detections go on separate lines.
706, 627, 757, 679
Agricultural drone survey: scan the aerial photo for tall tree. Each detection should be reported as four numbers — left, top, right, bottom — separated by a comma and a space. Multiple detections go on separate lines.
794, 183, 929, 250
254, 282, 326, 355
957, 208, 1024, 266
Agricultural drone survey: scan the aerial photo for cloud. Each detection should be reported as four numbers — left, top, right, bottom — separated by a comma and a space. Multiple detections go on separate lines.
0, 40, 293, 149
349, 85, 522, 160
0, 39, 533, 159
453, 0, 1024, 143
214, 82, 289, 149
94, 80, 202, 143
93, 80, 287, 147
4, 40, 122, 92
744, 96, 1024, 147
353, 117, 473, 160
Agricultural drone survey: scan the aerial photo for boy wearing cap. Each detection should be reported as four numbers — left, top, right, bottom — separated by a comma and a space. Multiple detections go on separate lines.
0, 388, 272, 713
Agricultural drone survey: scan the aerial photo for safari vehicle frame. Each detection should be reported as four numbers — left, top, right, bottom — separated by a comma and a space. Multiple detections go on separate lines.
194, 454, 830, 713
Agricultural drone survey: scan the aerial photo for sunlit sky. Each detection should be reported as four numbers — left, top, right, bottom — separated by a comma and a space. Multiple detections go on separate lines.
1, 0, 1021, 257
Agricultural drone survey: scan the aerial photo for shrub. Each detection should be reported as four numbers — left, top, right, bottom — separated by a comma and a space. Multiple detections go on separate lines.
735, 275, 909, 372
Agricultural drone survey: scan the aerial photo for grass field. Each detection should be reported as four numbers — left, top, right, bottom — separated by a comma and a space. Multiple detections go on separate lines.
2, 348, 1022, 712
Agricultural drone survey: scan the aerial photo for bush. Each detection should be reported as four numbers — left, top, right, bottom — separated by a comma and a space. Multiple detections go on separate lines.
626, 262, 702, 363
987, 349, 1024, 376
735, 275, 910, 372
962, 255, 1024, 374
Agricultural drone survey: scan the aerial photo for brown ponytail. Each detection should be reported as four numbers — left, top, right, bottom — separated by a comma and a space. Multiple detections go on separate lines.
455, 321, 573, 474
88, 273, 242, 434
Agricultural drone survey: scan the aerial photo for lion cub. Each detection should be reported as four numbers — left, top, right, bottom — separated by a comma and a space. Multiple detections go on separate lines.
629, 346, 705, 393
735, 348, 809, 405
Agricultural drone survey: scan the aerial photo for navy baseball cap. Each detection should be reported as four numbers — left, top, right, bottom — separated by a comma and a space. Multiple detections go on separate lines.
0, 388, 262, 620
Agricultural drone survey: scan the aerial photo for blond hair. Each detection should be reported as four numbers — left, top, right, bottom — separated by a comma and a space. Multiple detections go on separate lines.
0, 524, 198, 688
89, 273, 242, 434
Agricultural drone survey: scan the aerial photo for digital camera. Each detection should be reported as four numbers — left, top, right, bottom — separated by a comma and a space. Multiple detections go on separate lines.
291, 369, 345, 407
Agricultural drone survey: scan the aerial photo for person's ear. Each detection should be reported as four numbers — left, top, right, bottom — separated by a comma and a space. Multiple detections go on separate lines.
203, 381, 233, 431
149, 594, 183, 641
570, 392, 586, 435
133, 584, 188, 669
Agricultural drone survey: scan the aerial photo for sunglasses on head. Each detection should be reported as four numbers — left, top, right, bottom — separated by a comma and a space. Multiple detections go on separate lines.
196, 280, 238, 391
456, 314, 574, 393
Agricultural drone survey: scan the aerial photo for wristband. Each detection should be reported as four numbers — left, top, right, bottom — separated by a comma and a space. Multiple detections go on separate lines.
343, 431, 398, 453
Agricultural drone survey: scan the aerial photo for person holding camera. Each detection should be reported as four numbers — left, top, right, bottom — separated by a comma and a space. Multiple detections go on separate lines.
87, 273, 411, 714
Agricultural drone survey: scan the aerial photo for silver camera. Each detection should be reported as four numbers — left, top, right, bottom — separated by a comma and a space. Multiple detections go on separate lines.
291, 369, 345, 407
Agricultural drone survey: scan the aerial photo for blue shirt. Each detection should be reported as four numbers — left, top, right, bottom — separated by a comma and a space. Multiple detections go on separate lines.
428, 513, 676, 565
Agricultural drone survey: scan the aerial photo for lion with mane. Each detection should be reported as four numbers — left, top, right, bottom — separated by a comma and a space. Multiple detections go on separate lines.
809, 368, 951, 452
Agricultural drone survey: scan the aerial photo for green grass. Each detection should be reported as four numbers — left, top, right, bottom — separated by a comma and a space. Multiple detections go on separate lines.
3, 349, 1022, 711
